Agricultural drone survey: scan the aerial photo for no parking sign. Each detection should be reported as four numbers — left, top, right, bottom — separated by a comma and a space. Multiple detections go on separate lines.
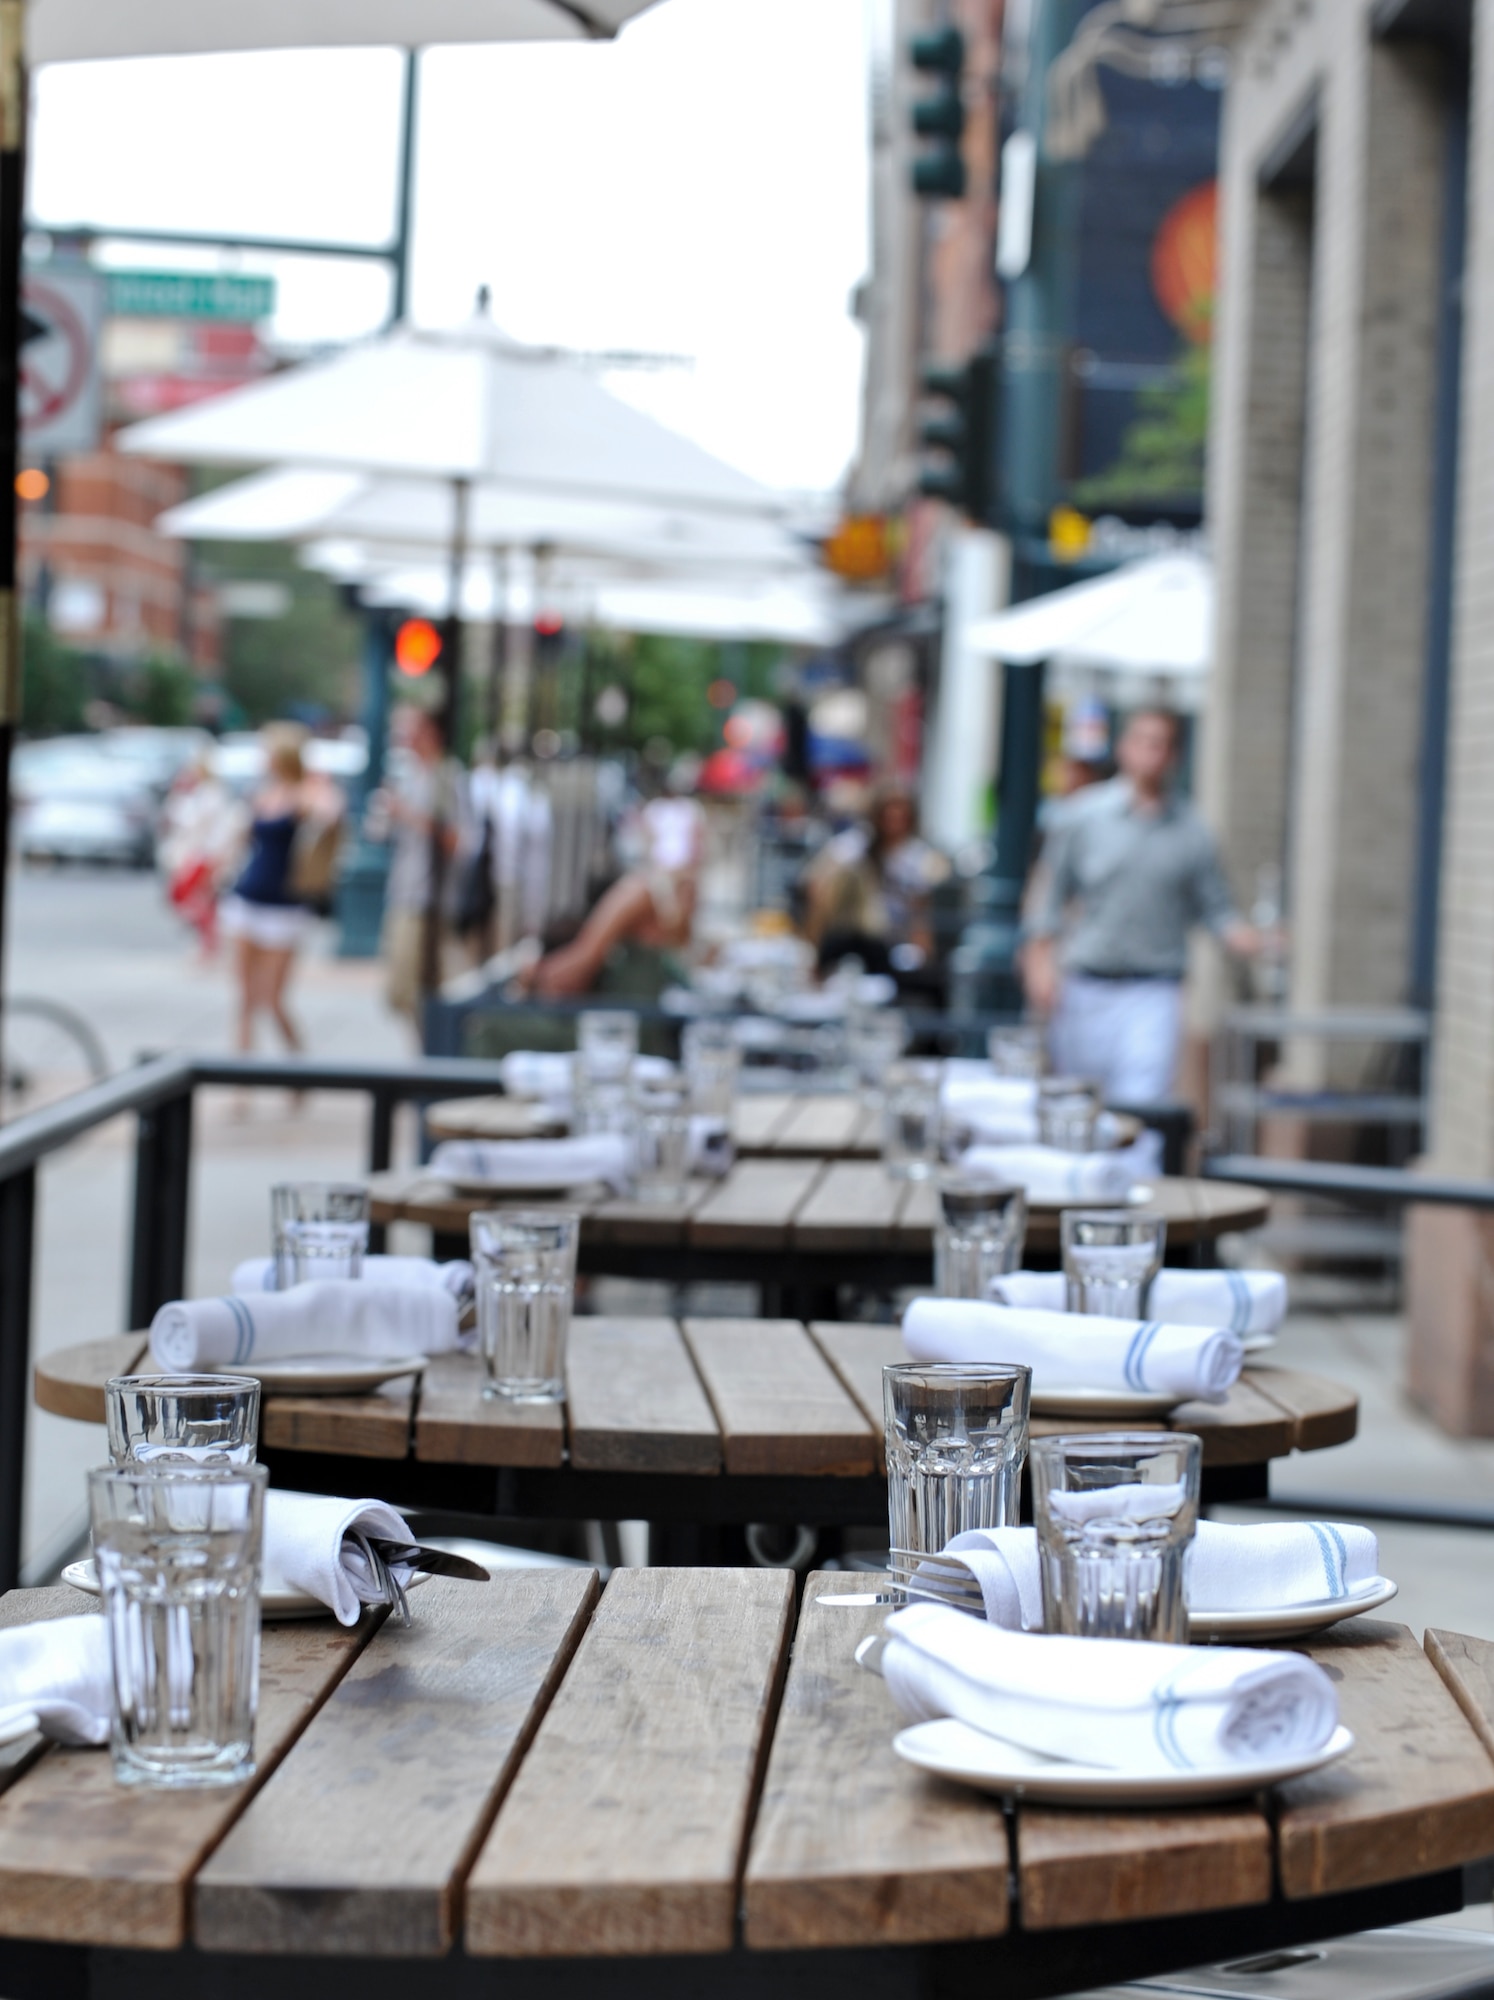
21, 264, 103, 457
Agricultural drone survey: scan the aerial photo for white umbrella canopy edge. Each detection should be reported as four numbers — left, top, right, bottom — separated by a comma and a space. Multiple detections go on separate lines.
963, 550, 1212, 675
29, 0, 659, 62
116, 317, 787, 519
155, 466, 815, 573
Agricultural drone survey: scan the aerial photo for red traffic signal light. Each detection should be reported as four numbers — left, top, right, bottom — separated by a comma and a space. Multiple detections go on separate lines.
394, 618, 443, 676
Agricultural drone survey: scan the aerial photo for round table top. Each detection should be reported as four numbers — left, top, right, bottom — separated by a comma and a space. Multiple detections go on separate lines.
365, 1160, 1271, 1256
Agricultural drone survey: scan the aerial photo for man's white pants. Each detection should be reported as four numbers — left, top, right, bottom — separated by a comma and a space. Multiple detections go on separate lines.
1049, 975, 1183, 1105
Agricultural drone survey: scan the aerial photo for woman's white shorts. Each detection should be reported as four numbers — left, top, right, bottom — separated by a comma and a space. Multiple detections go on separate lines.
219, 895, 311, 951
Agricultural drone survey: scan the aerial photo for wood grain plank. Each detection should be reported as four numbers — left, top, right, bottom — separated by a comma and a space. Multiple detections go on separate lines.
1426, 1628, 1494, 1766
466, 1567, 794, 1957
809, 1321, 905, 1434
566, 1318, 721, 1474
1247, 1366, 1360, 1451
194, 1570, 598, 1957
688, 1160, 823, 1250
33, 1334, 148, 1425
773, 1097, 870, 1157
744, 1573, 1008, 1948
889, 1176, 940, 1248
1168, 1374, 1294, 1468
792, 1161, 906, 1253
1276, 1620, 1494, 1899
1018, 1805, 1271, 1929
682, 1319, 878, 1476
0, 1614, 372, 1947
261, 1376, 416, 1461
733, 1095, 796, 1151
585, 1180, 709, 1248
414, 1351, 564, 1468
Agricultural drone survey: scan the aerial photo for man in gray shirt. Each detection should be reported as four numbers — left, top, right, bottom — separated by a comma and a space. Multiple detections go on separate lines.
1022, 709, 1266, 1102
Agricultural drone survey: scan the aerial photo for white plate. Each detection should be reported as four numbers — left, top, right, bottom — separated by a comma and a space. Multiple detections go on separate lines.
1189, 1577, 1398, 1642
1242, 1332, 1278, 1354
893, 1716, 1355, 1805
224, 1355, 428, 1396
1027, 1183, 1157, 1214
0, 1712, 40, 1748
1032, 1386, 1182, 1417
63, 1557, 431, 1622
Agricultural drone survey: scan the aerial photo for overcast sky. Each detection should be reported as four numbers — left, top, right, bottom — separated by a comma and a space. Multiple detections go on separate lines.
27, 0, 870, 496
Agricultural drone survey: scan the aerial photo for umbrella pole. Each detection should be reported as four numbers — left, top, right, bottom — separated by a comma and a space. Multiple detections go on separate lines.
420, 476, 470, 1008
0, 6, 26, 1103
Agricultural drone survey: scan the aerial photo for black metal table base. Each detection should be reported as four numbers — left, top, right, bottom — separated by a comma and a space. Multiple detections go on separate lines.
0, 1867, 1464, 2000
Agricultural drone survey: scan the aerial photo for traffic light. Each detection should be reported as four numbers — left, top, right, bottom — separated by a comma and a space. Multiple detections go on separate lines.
917, 348, 999, 523
394, 617, 443, 676
909, 28, 965, 199
533, 610, 565, 665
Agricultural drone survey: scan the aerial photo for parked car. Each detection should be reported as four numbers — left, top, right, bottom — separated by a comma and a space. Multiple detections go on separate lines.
98, 727, 213, 801
12, 738, 159, 868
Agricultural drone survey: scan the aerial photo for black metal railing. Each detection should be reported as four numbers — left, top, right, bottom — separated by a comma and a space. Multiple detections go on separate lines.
0, 1049, 522, 1594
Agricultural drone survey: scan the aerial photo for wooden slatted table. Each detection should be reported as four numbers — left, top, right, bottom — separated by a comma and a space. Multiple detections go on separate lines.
366, 1158, 1271, 1307
0, 1571, 1491, 1999
36, 1323, 1357, 1538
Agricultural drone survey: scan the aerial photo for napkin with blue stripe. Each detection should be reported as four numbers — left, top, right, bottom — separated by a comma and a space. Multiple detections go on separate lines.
902, 1296, 1244, 1403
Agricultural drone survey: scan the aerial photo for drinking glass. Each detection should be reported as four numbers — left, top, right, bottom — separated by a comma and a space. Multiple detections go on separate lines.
1062, 1208, 1167, 1318
88, 1462, 266, 1788
846, 1008, 909, 1094
883, 1362, 1031, 1567
881, 1059, 943, 1180
987, 1024, 1047, 1079
682, 1020, 740, 1176
934, 1175, 1027, 1298
469, 1208, 579, 1401
1031, 1432, 1201, 1642
571, 1056, 636, 1145
106, 1375, 260, 1467
576, 1009, 638, 1081
271, 1182, 369, 1289
631, 1065, 692, 1203
1036, 1076, 1101, 1152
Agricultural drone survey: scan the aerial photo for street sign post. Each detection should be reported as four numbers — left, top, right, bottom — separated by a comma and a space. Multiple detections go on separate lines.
105, 270, 275, 321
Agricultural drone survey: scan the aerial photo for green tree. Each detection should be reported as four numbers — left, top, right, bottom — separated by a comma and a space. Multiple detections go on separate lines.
193, 535, 362, 725
20, 615, 88, 736
1073, 343, 1211, 510
130, 654, 197, 726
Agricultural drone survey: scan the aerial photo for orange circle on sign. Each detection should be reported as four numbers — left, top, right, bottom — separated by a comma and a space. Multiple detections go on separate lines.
15, 468, 49, 502
395, 618, 442, 675
1152, 182, 1217, 343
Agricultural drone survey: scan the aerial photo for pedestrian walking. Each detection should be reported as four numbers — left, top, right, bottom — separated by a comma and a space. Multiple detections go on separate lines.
373, 706, 466, 1034
1020, 708, 1270, 1103
159, 754, 246, 962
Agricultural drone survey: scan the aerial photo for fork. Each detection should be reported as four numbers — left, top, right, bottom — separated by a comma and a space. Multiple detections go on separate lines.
888, 1548, 987, 1614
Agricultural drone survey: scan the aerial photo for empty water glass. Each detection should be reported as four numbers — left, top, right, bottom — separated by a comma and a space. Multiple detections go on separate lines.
881, 1059, 943, 1180
1062, 1208, 1167, 1318
987, 1024, 1047, 1079
88, 1461, 266, 1788
631, 1065, 692, 1203
106, 1375, 261, 1467
577, 1009, 638, 1082
682, 1019, 739, 1176
271, 1182, 369, 1289
934, 1175, 1027, 1298
470, 1208, 579, 1401
847, 1007, 909, 1093
1036, 1076, 1101, 1152
884, 1363, 1031, 1569
1031, 1432, 1201, 1642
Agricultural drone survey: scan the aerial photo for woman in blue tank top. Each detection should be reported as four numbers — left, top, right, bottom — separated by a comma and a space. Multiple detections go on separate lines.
219, 727, 317, 1056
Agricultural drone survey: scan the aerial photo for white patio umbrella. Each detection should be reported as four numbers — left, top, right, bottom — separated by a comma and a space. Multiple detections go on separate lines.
29, 0, 657, 61
963, 550, 1212, 676
117, 310, 782, 519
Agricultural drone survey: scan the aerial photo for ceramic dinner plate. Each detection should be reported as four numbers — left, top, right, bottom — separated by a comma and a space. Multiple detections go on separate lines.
63, 1557, 432, 1622
1031, 1386, 1182, 1418
1026, 1183, 1157, 1215
222, 1355, 429, 1396
893, 1716, 1355, 1805
0, 1712, 40, 1748
1189, 1577, 1398, 1642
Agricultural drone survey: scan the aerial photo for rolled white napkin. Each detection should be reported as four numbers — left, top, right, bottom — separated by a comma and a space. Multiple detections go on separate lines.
881, 1600, 1339, 1772
428, 1134, 632, 1192
993, 1268, 1287, 1338
902, 1296, 1243, 1402
0, 1615, 113, 1745
150, 1280, 461, 1372
925, 1518, 1381, 1628
231, 1254, 474, 1300
956, 1142, 1144, 1202
265, 1490, 418, 1627
941, 1076, 1038, 1145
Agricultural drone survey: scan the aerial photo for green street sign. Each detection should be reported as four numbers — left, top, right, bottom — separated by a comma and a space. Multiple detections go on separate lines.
105, 270, 276, 322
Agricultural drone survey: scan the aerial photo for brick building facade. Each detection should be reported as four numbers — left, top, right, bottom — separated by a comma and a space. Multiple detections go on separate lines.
1203, 0, 1489, 1422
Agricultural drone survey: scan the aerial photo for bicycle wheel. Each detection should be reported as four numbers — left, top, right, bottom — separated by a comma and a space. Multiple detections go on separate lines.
1, 996, 110, 1119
